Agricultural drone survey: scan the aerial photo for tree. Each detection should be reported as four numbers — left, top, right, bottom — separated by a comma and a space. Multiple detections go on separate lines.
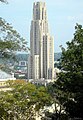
0, 80, 52, 120
43, 83, 68, 120
54, 24, 83, 119
0, 1, 29, 58
0, 17, 29, 72
0, 17, 28, 56
0, 0, 29, 72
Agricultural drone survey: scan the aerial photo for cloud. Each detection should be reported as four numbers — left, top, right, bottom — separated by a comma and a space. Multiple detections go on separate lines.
67, 16, 75, 21
67, 14, 83, 22
46, 0, 67, 7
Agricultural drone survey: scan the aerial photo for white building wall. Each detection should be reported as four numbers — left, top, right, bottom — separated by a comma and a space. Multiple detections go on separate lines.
28, 55, 33, 79
34, 55, 39, 79
49, 36, 54, 79
28, 2, 54, 80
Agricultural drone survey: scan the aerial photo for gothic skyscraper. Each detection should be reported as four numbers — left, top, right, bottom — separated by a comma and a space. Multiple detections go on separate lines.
28, 2, 54, 80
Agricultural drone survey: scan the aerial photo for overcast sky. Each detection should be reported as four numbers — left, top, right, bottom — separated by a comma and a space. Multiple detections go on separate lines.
0, 0, 83, 52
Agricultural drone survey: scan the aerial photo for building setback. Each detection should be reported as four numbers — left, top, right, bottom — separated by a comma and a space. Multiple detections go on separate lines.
28, 2, 54, 80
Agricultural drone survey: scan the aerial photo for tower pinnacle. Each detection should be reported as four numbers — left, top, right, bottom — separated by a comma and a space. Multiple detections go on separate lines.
28, 1, 54, 80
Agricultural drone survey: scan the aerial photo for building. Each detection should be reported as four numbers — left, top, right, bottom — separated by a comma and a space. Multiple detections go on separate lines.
28, 2, 54, 80
14, 53, 28, 79
0, 70, 16, 91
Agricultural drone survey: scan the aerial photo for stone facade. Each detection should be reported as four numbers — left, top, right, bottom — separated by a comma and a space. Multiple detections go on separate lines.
28, 2, 54, 80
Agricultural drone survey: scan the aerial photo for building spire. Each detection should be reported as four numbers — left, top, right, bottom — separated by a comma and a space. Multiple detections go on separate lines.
28, 1, 54, 80
33, 1, 47, 20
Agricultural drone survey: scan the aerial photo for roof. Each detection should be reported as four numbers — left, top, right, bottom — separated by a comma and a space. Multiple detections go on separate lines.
0, 70, 16, 81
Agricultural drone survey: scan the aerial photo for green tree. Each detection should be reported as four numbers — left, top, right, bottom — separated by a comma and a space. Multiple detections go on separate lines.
0, 17, 28, 57
54, 24, 83, 119
0, 17, 29, 72
0, 80, 52, 120
0, 0, 29, 73
44, 83, 67, 120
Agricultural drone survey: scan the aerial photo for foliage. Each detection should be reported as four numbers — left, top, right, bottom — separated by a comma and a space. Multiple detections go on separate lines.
44, 24, 83, 120
0, 80, 52, 120
54, 24, 83, 119
0, 17, 29, 72
0, 17, 28, 56
45, 83, 66, 120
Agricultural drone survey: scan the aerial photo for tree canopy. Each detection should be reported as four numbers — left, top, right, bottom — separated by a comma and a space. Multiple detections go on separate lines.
0, 80, 52, 120
0, 17, 28, 56
54, 24, 83, 119
0, 17, 29, 72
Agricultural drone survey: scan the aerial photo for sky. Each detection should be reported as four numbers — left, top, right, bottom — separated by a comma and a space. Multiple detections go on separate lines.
0, 0, 83, 52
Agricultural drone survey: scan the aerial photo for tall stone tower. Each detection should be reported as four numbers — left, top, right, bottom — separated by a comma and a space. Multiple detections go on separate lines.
28, 2, 54, 80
